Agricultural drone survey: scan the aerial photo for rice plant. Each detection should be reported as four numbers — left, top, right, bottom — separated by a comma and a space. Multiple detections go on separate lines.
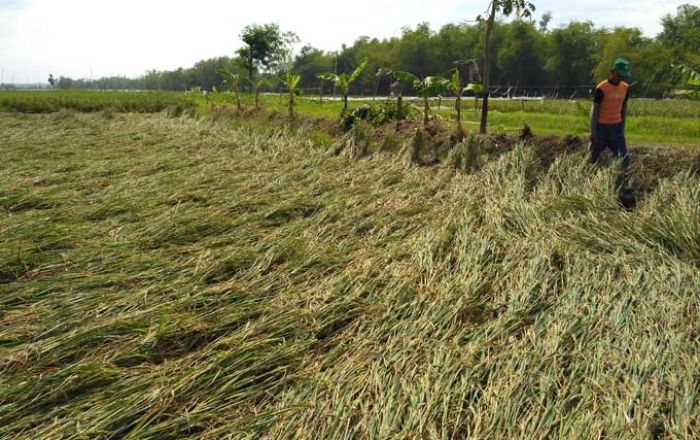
2, 110, 700, 439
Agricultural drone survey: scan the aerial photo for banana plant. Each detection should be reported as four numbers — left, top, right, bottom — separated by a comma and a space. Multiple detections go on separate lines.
218, 69, 243, 110
374, 67, 393, 100
247, 78, 270, 109
671, 63, 700, 97
464, 82, 485, 111
393, 71, 449, 126
447, 69, 467, 137
318, 60, 368, 113
282, 67, 301, 120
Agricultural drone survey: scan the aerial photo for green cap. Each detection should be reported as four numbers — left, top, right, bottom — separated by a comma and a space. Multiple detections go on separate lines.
613, 58, 631, 78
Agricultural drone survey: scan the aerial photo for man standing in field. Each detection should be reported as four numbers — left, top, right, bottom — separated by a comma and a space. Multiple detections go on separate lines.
589, 58, 631, 167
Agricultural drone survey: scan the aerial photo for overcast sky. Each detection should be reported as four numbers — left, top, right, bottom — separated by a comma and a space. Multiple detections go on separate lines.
0, 0, 692, 83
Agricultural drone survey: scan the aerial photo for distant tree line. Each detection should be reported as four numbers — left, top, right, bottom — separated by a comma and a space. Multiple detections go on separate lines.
52, 4, 699, 98
51, 57, 241, 92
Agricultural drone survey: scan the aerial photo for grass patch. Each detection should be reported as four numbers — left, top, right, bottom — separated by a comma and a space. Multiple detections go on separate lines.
3, 90, 699, 146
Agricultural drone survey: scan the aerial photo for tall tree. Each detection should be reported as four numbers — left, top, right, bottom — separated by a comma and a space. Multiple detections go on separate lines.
658, 4, 700, 67
496, 20, 546, 88
237, 24, 285, 82
294, 45, 334, 89
395, 23, 436, 79
592, 27, 646, 82
479, 0, 535, 134
545, 22, 597, 90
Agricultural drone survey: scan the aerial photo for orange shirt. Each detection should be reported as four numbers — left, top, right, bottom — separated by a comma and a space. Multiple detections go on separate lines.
594, 80, 629, 125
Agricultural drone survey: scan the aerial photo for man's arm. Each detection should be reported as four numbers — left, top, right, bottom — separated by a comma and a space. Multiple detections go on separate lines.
590, 88, 603, 141
621, 88, 630, 129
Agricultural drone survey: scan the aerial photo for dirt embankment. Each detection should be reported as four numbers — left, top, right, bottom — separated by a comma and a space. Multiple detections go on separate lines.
213, 104, 700, 203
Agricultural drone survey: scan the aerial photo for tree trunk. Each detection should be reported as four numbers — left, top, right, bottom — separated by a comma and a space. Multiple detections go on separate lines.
397, 95, 404, 120
343, 94, 348, 113
480, 2, 497, 134
423, 96, 429, 126
248, 51, 254, 85
289, 91, 294, 121
236, 84, 241, 111
455, 95, 463, 136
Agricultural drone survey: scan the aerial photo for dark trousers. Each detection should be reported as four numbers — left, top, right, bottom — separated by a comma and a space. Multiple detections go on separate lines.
590, 123, 629, 167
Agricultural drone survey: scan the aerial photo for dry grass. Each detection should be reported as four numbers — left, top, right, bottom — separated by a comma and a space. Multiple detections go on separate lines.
1, 111, 700, 439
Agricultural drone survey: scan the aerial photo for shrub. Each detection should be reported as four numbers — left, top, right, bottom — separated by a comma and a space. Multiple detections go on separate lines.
340, 100, 413, 131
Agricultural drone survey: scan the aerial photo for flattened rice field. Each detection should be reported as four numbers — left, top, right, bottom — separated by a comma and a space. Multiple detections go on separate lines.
2, 111, 700, 438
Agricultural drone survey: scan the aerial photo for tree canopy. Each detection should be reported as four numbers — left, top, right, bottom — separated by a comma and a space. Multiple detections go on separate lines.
237, 23, 285, 81
53, 5, 699, 98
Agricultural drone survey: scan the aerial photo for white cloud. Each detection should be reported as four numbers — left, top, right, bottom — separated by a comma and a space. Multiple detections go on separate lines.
534, 0, 688, 33
0, 0, 690, 83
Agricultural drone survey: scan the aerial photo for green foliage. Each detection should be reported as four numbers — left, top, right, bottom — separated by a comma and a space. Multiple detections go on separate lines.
496, 20, 546, 86
340, 100, 412, 130
670, 63, 700, 98
218, 69, 243, 109
392, 70, 420, 88
545, 22, 598, 87
237, 23, 285, 80
374, 67, 394, 97
592, 28, 647, 82
247, 77, 272, 108
282, 68, 302, 120
418, 76, 449, 98
283, 71, 301, 90
659, 4, 700, 66
218, 70, 243, 90
479, 0, 537, 134
371, 100, 412, 124
294, 45, 334, 90
464, 83, 484, 95
376, 67, 393, 79
2, 91, 699, 145
393, 71, 449, 97
317, 60, 368, 91
480, 0, 536, 18
394, 71, 449, 124
44, 7, 700, 99
673, 63, 700, 87
317, 60, 369, 111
